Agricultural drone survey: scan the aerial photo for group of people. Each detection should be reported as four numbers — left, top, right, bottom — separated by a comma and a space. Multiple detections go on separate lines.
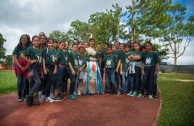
13, 32, 160, 107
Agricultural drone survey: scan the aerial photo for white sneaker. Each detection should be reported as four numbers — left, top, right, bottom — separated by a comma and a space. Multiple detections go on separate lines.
39, 94, 46, 103
77, 91, 81, 96
46, 97, 54, 103
50, 93, 55, 99
74, 91, 77, 95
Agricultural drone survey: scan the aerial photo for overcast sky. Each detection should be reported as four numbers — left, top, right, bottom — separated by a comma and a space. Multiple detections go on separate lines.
0, 0, 193, 65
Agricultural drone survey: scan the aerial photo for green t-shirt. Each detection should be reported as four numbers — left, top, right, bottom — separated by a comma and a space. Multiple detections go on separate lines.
142, 51, 160, 67
42, 48, 56, 65
68, 52, 78, 73
24, 46, 42, 69
13, 46, 28, 59
104, 54, 116, 68
121, 52, 130, 72
56, 49, 69, 66
113, 50, 122, 64
76, 54, 86, 67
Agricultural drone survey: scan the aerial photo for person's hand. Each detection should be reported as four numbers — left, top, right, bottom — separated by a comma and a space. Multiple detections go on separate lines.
154, 71, 158, 76
53, 69, 57, 75
72, 70, 76, 76
30, 60, 39, 64
142, 71, 145, 76
79, 67, 82, 72
120, 71, 123, 75
43, 69, 47, 75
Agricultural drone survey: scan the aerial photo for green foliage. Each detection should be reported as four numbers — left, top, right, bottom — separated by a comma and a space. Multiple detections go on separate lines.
5, 55, 13, 66
49, 30, 66, 41
0, 33, 6, 59
158, 73, 194, 126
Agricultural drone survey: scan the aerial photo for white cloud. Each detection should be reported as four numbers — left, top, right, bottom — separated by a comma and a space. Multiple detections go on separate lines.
0, 0, 193, 65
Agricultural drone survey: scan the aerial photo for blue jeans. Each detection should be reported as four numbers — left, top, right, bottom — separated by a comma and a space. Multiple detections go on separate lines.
17, 75, 27, 90
140, 66, 156, 95
121, 72, 127, 92
69, 73, 76, 95
134, 66, 141, 92
54, 65, 65, 90
29, 69, 41, 97
127, 74, 135, 92
105, 68, 118, 93
42, 66, 55, 97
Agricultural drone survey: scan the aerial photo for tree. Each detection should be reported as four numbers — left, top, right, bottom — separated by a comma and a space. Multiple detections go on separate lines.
49, 30, 66, 41
0, 33, 6, 59
162, 4, 194, 65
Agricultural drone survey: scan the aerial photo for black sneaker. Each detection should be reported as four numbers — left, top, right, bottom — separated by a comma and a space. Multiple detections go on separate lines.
25, 95, 32, 107
53, 96, 64, 101
59, 93, 66, 100
32, 101, 40, 106
114, 91, 120, 96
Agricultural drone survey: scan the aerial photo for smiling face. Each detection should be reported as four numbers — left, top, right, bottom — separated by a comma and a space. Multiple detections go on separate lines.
145, 43, 152, 52
47, 39, 54, 50
134, 43, 140, 51
32, 36, 40, 48
21, 35, 28, 45
59, 42, 65, 50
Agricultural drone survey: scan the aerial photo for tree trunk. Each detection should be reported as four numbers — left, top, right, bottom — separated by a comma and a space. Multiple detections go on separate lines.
174, 42, 177, 65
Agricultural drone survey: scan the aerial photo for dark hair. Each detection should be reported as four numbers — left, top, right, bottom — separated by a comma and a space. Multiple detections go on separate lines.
107, 45, 112, 49
133, 42, 141, 47
114, 41, 120, 45
47, 38, 54, 43
59, 41, 66, 45
32, 35, 39, 42
17, 34, 31, 50
72, 43, 78, 47
145, 41, 153, 47
39, 32, 45, 37
78, 46, 85, 51
124, 44, 131, 48
104, 42, 109, 46
89, 38, 95, 42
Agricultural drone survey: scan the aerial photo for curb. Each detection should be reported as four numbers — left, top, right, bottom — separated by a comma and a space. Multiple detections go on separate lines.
153, 87, 162, 126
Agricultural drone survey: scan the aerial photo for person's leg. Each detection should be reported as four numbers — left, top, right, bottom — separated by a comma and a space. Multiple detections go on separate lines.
110, 68, 119, 94
148, 67, 156, 100
54, 65, 64, 97
121, 72, 126, 93
138, 67, 149, 98
69, 73, 77, 99
17, 75, 23, 101
134, 66, 141, 93
105, 69, 111, 94
153, 74, 158, 98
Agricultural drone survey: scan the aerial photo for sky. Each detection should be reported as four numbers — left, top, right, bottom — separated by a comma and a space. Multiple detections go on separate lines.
0, 0, 193, 65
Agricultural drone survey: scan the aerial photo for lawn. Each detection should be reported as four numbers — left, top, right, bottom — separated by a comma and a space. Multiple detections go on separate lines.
0, 70, 194, 125
0, 70, 17, 94
157, 73, 194, 126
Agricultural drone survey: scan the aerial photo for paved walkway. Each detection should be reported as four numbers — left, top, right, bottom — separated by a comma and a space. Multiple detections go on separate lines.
0, 93, 160, 126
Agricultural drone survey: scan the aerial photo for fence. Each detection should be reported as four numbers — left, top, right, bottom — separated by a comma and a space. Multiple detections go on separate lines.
159, 65, 194, 74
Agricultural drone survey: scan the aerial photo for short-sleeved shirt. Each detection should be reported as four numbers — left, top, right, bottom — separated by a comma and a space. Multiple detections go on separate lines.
24, 46, 42, 69
142, 51, 160, 67
121, 52, 131, 72
42, 48, 56, 65
56, 49, 69, 66
104, 54, 116, 69
113, 50, 122, 64
13, 46, 28, 59
68, 52, 78, 74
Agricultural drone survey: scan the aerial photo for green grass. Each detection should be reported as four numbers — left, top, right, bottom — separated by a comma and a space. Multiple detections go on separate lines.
0, 70, 17, 94
157, 73, 194, 126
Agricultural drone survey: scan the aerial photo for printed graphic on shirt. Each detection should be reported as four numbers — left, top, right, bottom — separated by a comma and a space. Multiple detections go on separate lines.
145, 57, 152, 65
106, 59, 112, 66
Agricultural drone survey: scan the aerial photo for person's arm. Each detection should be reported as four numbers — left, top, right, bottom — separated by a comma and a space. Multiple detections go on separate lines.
155, 63, 159, 76
116, 59, 121, 73
42, 58, 47, 75
53, 64, 57, 75
20, 53, 38, 64
79, 64, 86, 72
68, 61, 75, 76
13, 55, 23, 71
120, 63, 123, 75
142, 63, 145, 75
